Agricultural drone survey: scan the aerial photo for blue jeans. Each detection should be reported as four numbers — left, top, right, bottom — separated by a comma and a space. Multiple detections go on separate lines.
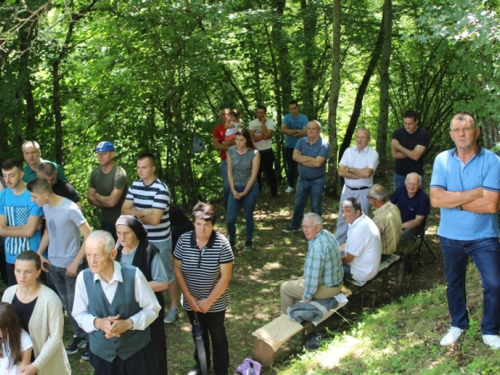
220, 161, 230, 204
393, 173, 425, 191
439, 236, 500, 334
284, 147, 297, 188
49, 264, 86, 338
226, 183, 259, 244
289, 176, 325, 229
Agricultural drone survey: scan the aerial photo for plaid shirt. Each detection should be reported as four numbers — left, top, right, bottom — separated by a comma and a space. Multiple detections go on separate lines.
372, 201, 402, 255
303, 229, 343, 300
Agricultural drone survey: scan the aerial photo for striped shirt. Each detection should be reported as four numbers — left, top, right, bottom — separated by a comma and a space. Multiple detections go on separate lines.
125, 178, 171, 241
174, 230, 234, 312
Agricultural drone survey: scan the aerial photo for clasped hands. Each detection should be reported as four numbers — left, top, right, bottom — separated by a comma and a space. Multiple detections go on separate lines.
187, 296, 213, 313
95, 314, 133, 339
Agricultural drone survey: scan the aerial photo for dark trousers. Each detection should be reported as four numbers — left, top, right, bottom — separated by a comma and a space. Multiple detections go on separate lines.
150, 302, 168, 375
257, 148, 278, 197
89, 340, 157, 375
6, 263, 15, 286
0, 237, 7, 286
186, 310, 229, 375
284, 147, 297, 188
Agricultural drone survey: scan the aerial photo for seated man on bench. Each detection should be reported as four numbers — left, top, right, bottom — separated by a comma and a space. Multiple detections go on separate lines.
369, 184, 402, 262
280, 212, 343, 314
390, 172, 430, 241
340, 198, 382, 282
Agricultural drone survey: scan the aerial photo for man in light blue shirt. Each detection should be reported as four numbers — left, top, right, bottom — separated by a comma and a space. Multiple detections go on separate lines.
430, 112, 500, 350
283, 121, 329, 232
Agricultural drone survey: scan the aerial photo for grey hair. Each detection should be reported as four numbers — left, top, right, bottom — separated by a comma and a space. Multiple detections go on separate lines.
405, 172, 421, 184
356, 127, 371, 138
368, 184, 387, 202
309, 120, 321, 131
449, 112, 476, 130
87, 230, 115, 254
303, 212, 322, 226
37, 162, 56, 176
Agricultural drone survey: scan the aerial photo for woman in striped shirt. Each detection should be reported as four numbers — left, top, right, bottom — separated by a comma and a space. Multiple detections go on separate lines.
173, 202, 234, 375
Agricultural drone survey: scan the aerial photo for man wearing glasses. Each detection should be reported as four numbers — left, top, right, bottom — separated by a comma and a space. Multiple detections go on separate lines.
280, 213, 343, 314
22, 140, 67, 183
431, 112, 500, 350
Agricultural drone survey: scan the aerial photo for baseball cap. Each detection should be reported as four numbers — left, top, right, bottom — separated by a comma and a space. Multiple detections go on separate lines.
93, 141, 115, 152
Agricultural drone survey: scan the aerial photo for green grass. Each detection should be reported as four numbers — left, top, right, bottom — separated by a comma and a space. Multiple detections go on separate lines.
277, 264, 499, 375
3, 182, 481, 375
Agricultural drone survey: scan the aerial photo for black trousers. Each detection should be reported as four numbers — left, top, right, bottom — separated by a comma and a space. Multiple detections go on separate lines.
150, 302, 168, 375
257, 148, 278, 196
89, 340, 157, 375
186, 310, 229, 375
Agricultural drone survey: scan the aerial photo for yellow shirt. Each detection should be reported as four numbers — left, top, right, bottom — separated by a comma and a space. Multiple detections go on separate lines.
373, 201, 402, 255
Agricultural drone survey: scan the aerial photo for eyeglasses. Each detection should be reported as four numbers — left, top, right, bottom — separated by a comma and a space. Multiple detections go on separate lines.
302, 224, 319, 230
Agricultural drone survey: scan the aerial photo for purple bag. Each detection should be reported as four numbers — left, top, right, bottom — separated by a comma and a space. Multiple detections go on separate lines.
235, 358, 261, 375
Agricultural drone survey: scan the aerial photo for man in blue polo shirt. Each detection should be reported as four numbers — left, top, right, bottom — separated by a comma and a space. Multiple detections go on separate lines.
430, 112, 500, 350
281, 100, 308, 193
283, 121, 329, 232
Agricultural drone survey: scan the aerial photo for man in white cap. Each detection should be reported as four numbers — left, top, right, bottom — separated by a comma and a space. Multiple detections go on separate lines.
87, 141, 128, 240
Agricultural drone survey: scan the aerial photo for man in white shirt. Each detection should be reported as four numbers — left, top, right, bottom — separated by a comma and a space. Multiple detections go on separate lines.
340, 198, 382, 282
335, 128, 379, 244
249, 106, 278, 197
73, 230, 160, 374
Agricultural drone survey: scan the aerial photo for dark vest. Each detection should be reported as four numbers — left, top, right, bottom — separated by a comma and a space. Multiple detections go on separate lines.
83, 265, 150, 362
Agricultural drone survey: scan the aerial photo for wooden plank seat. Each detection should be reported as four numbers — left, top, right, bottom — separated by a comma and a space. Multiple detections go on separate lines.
252, 239, 419, 367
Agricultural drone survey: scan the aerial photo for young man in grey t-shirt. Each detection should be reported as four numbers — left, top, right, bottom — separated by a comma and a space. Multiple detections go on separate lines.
28, 177, 92, 360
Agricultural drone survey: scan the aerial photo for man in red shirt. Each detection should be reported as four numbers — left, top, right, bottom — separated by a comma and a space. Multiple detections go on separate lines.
212, 108, 235, 205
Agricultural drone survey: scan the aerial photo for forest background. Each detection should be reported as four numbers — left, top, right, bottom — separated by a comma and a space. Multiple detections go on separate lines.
2, 0, 500, 217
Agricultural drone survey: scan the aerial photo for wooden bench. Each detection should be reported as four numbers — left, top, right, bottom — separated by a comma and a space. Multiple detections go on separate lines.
252, 240, 418, 367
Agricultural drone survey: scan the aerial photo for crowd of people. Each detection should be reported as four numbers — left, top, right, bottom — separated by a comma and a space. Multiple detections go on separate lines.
0, 107, 499, 375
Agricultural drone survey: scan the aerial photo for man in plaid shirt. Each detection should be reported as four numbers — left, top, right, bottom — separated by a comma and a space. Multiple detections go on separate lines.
280, 212, 344, 314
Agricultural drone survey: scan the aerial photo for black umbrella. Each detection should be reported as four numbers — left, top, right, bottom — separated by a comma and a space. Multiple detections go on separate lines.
192, 312, 209, 375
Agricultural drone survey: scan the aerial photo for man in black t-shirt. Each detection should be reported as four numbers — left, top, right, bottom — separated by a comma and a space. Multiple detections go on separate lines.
391, 110, 430, 190
37, 162, 82, 210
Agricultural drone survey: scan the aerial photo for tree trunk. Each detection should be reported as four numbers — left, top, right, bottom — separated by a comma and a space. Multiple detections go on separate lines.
338, 14, 386, 162
326, 0, 341, 197
300, 0, 317, 120
271, 0, 291, 184
376, 0, 393, 173
18, 28, 37, 140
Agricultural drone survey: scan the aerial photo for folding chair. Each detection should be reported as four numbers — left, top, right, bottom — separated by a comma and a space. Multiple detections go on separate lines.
413, 217, 436, 266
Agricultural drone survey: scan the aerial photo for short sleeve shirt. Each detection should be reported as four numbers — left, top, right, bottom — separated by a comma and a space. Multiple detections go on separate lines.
339, 146, 379, 187
89, 165, 128, 224
0, 189, 43, 264
248, 119, 275, 151
392, 127, 429, 176
125, 178, 171, 241
174, 230, 234, 312
283, 114, 308, 148
430, 146, 500, 240
390, 186, 430, 224
345, 214, 382, 281
295, 136, 329, 180
213, 123, 227, 161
